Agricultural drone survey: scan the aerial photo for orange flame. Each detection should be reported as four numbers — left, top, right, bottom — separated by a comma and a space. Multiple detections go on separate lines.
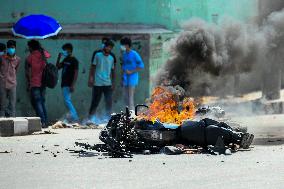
140, 86, 196, 125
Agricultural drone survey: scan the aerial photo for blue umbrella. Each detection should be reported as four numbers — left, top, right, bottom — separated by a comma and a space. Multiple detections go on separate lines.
12, 14, 62, 39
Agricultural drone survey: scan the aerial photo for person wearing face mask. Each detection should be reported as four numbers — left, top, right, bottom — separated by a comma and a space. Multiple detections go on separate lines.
26, 40, 51, 128
88, 40, 115, 119
56, 43, 79, 123
0, 40, 20, 117
120, 37, 144, 110
90, 37, 116, 75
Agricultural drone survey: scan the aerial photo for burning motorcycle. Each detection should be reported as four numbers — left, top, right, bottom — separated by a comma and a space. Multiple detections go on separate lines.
76, 105, 254, 158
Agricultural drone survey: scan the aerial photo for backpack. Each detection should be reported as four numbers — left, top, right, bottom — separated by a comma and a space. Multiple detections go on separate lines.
40, 49, 58, 88
42, 63, 58, 88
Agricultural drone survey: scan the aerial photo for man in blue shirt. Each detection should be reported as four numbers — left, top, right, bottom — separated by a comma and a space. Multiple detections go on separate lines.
88, 40, 115, 117
120, 37, 144, 110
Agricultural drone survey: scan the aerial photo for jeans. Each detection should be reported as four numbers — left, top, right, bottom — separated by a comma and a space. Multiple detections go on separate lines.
30, 87, 47, 126
62, 87, 79, 122
0, 85, 16, 117
123, 86, 135, 110
89, 86, 112, 116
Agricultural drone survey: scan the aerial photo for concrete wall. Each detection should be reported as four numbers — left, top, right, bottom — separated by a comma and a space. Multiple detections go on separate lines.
169, 0, 258, 29
149, 33, 173, 91
0, 0, 172, 28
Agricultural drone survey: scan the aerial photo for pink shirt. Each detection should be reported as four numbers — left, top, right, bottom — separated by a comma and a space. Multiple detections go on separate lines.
27, 50, 51, 88
0, 55, 21, 89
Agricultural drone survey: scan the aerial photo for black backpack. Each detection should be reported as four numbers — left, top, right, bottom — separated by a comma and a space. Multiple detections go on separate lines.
41, 50, 58, 88
42, 63, 58, 88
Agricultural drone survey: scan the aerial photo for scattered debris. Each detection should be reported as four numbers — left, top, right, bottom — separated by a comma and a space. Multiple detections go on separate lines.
67, 149, 87, 154
160, 146, 183, 155
0, 151, 11, 153
76, 138, 89, 141
76, 106, 254, 158
143, 150, 151, 155
32, 130, 57, 135
225, 149, 232, 155
51, 121, 104, 129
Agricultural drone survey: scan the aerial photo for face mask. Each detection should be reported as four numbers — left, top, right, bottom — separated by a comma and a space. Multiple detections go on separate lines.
0, 52, 4, 56
7, 48, 15, 55
101, 43, 105, 49
62, 50, 68, 57
103, 48, 110, 55
120, 45, 126, 51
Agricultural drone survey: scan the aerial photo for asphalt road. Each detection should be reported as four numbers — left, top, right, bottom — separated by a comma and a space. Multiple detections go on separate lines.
0, 115, 284, 189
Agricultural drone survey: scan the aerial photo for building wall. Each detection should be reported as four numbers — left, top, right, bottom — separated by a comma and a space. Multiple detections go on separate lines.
149, 33, 173, 92
169, 0, 258, 29
0, 0, 172, 28
0, 0, 258, 30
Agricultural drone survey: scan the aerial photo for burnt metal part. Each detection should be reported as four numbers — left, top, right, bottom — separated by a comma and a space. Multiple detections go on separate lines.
196, 106, 225, 118
75, 106, 253, 158
135, 104, 149, 116
76, 107, 161, 158
160, 146, 184, 155
206, 137, 226, 155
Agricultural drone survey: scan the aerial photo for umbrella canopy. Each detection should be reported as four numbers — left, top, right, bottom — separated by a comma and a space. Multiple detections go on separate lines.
12, 14, 62, 39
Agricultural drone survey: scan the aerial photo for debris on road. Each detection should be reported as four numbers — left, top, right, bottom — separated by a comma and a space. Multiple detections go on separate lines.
143, 150, 151, 155
76, 106, 254, 158
51, 121, 105, 129
32, 130, 57, 135
0, 150, 11, 153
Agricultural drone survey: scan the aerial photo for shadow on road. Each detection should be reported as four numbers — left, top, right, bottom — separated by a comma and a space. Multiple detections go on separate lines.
253, 138, 284, 145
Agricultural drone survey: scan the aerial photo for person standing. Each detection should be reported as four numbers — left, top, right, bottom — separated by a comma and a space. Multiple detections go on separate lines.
26, 40, 50, 128
120, 37, 144, 110
88, 40, 115, 118
0, 40, 20, 117
56, 43, 79, 123
91, 37, 116, 65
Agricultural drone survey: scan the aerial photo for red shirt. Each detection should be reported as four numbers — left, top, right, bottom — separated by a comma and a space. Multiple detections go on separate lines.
27, 50, 51, 88
0, 55, 21, 89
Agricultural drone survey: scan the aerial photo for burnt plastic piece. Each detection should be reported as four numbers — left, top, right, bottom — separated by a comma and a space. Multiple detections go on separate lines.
207, 136, 226, 155
160, 146, 184, 155
135, 104, 149, 116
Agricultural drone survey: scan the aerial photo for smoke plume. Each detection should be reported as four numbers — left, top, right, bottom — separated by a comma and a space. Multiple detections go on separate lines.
155, 5, 284, 98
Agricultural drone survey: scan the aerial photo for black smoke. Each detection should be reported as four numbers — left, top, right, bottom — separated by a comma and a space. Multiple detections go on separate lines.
155, 3, 284, 97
